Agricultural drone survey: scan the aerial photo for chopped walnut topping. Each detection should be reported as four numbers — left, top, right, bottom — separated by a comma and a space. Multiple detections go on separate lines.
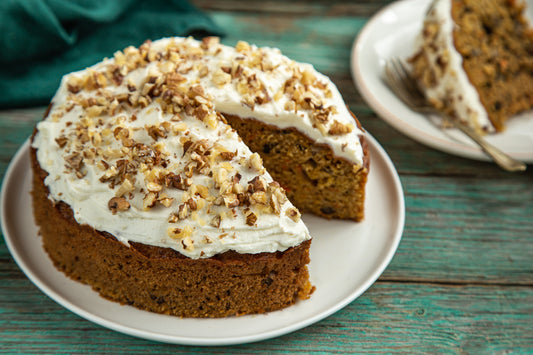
245, 210, 257, 226
284, 100, 296, 112
218, 180, 233, 196
204, 113, 218, 129
181, 236, 194, 251
65, 152, 83, 172
66, 76, 84, 93
196, 198, 206, 210
235, 40, 251, 54
213, 166, 228, 188
167, 225, 193, 239
212, 68, 232, 86
177, 203, 189, 220
285, 207, 301, 222
113, 126, 130, 141
250, 191, 267, 205
301, 69, 317, 86
55, 135, 68, 148
248, 176, 267, 193
158, 193, 174, 207
165, 72, 187, 91
328, 120, 353, 135
143, 192, 157, 210
233, 183, 245, 195
302, 91, 323, 110
86, 105, 106, 118
249, 153, 263, 172
90, 131, 102, 146
100, 165, 118, 182
210, 214, 221, 228
138, 95, 150, 108
187, 197, 198, 211
224, 194, 240, 208
87, 71, 108, 90
163, 173, 183, 190
194, 184, 209, 198
201, 36, 220, 50
146, 125, 167, 140
235, 70, 271, 108
269, 183, 288, 214
115, 178, 135, 197
189, 84, 207, 100
108, 197, 130, 214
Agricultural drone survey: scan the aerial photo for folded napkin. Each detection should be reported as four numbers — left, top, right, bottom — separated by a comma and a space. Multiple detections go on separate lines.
0, 0, 224, 108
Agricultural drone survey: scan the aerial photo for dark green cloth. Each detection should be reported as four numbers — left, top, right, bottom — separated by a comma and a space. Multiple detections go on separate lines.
0, 0, 224, 108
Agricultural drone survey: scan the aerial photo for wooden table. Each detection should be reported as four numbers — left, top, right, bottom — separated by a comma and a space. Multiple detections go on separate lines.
1, 0, 532, 353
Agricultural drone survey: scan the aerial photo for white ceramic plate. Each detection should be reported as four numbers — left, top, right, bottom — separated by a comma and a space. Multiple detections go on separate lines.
1, 135, 404, 346
351, 0, 533, 163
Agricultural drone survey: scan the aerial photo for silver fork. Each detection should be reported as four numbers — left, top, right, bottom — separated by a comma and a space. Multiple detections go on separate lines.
383, 58, 526, 172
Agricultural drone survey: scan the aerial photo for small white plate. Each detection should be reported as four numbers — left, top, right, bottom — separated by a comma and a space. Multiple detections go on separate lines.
351, 0, 533, 163
1, 135, 404, 346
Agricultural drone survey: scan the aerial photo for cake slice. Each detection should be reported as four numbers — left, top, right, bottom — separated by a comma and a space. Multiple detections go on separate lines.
410, 0, 533, 134
31, 37, 368, 317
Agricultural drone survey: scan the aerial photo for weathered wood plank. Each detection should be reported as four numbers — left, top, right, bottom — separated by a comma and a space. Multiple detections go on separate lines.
193, 0, 396, 17
383, 174, 533, 284
0, 108, 44, 182
1, 7, 532, 353
1, 278, 531, 353
213, 13, 367, 75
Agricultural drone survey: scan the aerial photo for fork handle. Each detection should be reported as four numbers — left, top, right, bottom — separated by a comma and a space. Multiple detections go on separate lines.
446, 117, 527, 172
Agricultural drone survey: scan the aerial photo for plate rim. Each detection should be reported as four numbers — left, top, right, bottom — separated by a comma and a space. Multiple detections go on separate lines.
351, 0, 533, 163
1, 134, 404, 346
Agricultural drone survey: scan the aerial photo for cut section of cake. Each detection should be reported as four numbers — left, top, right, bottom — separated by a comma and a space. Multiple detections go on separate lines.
31, 37, 368, 317
410, 0, 533, 134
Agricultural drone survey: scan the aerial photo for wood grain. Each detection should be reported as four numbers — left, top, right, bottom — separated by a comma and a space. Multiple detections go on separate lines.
1, 2, 532, 352
1, 271, 531, 353
192, 0, 395, 17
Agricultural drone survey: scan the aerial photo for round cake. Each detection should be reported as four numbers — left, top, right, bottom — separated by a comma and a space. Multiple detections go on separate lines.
31, 37, 369, 317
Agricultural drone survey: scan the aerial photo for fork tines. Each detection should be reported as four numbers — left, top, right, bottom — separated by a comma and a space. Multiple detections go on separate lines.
384, 58, 427, 108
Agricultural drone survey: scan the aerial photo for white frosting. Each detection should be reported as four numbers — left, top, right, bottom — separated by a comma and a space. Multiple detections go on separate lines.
415, 0, 494, 132
148, 38, 365, 164
32, 37, 364, 259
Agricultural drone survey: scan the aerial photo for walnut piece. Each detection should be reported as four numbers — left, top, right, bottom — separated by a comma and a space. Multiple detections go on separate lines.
328, 120, 353, 135
285, 207, 301, 222
167, 225, 194, 240
108, 197, 130, 214
245, 210, 257, 226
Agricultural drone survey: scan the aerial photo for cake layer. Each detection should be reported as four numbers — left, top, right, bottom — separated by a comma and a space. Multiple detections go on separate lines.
32, 148, 313, 317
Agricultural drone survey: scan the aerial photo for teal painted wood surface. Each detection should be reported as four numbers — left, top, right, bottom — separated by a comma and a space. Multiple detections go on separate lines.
1, 0, 532, 353
1, 272, 532, 353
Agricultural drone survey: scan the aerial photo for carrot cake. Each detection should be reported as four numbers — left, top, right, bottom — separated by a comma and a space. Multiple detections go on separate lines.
410, 0, 533, 134
31, 37, 368, 317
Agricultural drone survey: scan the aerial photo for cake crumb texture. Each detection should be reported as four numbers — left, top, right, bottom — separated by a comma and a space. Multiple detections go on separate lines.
225, 114, 368, 221
411, 0, 533, 132
452, 0, 533, 131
